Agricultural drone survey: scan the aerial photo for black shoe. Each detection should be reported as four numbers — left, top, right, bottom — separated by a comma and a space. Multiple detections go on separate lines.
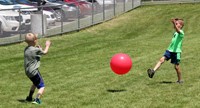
147, 68, 155, 78
26, 96, 33, 102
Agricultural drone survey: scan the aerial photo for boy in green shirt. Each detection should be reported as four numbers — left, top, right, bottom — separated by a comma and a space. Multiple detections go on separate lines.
24, 33, 51, 104
147, 18, 184, 83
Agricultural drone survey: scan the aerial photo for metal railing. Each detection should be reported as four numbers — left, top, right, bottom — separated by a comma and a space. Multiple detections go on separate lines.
0, 0, 141, 45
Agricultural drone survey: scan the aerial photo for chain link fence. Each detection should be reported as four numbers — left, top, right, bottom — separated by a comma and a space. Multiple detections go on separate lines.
1, 0, 198, 45
0, 0, 141, 45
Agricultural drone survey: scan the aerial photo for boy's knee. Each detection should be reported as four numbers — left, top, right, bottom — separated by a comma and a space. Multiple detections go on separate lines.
159, 57, 165, 63
174, 65, 180, 70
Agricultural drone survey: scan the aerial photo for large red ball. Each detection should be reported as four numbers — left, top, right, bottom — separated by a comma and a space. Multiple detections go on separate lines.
110, 53, 132, 75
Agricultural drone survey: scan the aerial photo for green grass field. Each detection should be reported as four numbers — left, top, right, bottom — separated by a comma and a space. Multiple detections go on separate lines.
1, 3, 200, 108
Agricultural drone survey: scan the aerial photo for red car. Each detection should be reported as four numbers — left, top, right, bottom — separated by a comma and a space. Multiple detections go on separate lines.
63, 0, 92, 17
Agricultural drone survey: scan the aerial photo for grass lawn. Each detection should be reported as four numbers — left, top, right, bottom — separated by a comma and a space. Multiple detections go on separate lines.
1, 3, 200, 108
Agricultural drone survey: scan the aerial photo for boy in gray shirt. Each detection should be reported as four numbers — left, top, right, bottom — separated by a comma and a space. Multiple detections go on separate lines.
24, 33, 51, 104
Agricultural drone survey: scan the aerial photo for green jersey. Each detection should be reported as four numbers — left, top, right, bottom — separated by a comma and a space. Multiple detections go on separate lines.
24, 46, 44, 78
167, 30, 184, 53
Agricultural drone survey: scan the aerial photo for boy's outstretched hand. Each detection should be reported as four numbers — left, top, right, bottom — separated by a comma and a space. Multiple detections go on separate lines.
171, 18, 176, 23
46, 40, 51, 47
42, 40, 51, 54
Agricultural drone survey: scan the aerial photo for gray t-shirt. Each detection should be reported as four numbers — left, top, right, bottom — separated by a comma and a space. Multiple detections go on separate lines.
24, 46, 44, 78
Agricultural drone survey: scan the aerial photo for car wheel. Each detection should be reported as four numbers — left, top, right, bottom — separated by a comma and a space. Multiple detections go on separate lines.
54, 9, 68, 22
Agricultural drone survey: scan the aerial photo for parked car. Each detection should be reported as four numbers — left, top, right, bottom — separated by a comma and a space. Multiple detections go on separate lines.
43, 10, 57, 26
25, 0, 70, 21
84, 0, 102, 13
88, 0, 117, 9
21, 10, 57, 28
0, 10, 25, 36
47, 0, 78, 19
0, 0, 36, 27
0, 0, 37, 11
0, 0, 56, 31
63, 0, 93, 17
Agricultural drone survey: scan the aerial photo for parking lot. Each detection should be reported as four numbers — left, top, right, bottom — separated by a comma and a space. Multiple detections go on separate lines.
0, 0, 141, 45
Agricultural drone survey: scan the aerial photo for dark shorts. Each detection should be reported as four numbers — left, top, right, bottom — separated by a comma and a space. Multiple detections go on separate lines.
29, 71, 45, 89
164, 50, 181, 65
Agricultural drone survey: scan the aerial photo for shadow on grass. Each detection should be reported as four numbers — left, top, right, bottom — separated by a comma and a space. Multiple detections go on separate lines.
107, 89, 127, 93
159, 81, 174, 84
17, 99, 28, 103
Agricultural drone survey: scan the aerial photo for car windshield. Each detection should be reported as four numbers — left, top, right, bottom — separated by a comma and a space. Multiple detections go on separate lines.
0, 0, 14, 5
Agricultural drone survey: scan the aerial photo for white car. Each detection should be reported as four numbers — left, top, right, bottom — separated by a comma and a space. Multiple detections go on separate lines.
0, 2, 37, 11
43, 10, 57, 26
0, 10, 25, 35
22, 10, 57, 27
0, 0, 37, 29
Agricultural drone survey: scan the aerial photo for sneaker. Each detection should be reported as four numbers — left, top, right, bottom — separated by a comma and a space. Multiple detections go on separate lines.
147, 68, 155, 78
25, 96, 33, 102
32, 98, 41, 105
176, 80, 184, 84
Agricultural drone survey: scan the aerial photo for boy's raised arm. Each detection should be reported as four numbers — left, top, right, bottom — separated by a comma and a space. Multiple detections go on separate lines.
43, 40, 51, 54
171, 18, 181, 33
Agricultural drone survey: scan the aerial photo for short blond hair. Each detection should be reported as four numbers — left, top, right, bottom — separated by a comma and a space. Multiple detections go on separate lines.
25, 33, 37, 43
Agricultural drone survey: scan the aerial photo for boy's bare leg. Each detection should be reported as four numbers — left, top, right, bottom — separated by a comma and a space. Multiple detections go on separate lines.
29, 85, 36, 96
26, 84, 36, 101
31, 87, 45, 104
175, 64, 182, 82
148, 56, 166, 78
36, 87, 45, 99
153, 56, 166, 71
